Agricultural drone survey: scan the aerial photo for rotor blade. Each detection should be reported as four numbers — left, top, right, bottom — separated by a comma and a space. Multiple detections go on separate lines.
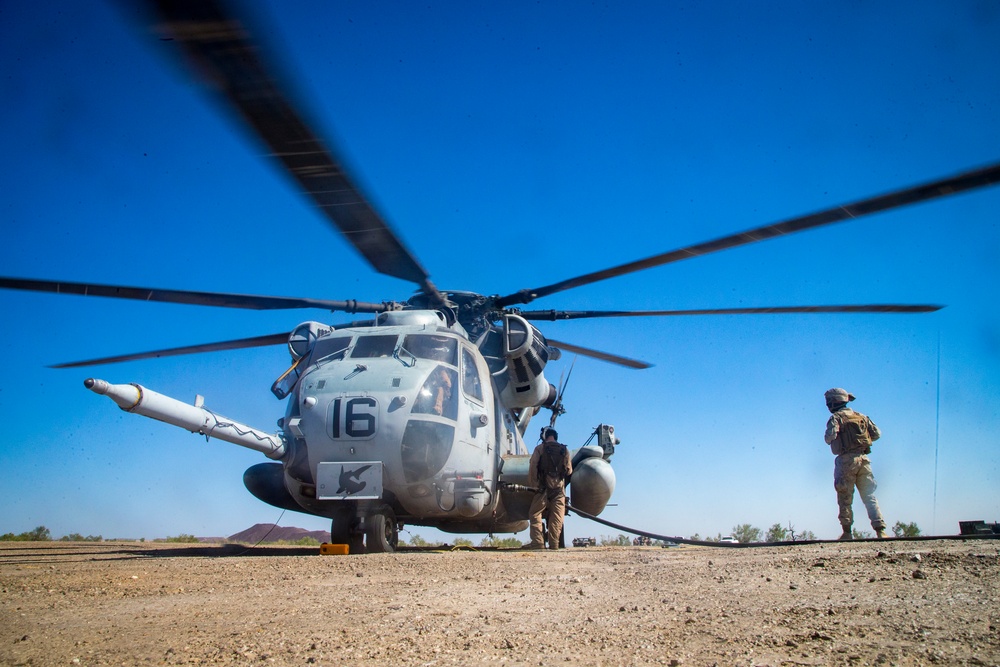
496, 162, 1000, 307
546, 339, 652, 370
0, 276, 391, 313
141, 0, 443, 304
555, 357, 577, 402
523, 304, 944, 320
548, 357, 575, 427
51, 332, 289, 369
549, 356, 577, 429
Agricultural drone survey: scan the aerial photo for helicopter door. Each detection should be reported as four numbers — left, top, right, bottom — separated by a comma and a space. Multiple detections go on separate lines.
440, 345, 494, 518
459, 346, 494, 454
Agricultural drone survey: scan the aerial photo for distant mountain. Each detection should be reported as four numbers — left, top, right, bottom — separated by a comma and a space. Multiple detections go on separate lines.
228, 523, 329, 544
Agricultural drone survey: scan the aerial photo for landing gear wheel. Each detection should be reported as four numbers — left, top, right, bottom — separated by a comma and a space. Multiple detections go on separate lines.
365, 506, 398, 553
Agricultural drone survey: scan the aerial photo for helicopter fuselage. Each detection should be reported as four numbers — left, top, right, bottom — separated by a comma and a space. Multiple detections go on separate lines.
274, 310, 533, 535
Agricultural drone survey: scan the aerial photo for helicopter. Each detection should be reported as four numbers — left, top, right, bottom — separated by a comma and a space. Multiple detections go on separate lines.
2, 1, 999, 550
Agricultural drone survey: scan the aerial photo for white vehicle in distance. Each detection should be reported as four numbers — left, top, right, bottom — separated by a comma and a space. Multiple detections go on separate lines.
719, 535, 739, 544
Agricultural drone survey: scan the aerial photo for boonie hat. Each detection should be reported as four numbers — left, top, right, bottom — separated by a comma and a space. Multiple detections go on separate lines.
824, 387, 856, 403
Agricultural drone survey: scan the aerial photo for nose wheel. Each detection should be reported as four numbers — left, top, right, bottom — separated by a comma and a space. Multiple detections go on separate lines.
330, 507, 364, 554
330, 504, 399, 553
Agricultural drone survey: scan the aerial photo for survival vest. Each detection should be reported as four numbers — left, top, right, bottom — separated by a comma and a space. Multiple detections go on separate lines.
833, 410, 873, 455
537, 441, 570, 489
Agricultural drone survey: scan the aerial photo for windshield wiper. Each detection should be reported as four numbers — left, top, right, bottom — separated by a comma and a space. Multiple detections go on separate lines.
394, 346, 417, 368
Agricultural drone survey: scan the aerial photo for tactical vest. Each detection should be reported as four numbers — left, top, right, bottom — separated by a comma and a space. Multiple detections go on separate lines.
834, 411, 872, 455
537, 442, 569, 489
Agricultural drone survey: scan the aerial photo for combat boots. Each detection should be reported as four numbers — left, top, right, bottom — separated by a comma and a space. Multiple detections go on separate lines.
875, 528, 887, 539
838, 526, 853, 541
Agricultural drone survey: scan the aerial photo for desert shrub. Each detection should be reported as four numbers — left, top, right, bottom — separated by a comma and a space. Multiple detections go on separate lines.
731, 524, 762, 544
59, 533, 103, 542
479, 536, 522, 548
765, 524, 788, 542
892, 521, 921, 538
0, 526, 51, 541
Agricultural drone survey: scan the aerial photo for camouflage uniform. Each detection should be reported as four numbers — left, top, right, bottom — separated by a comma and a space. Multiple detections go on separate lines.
824, 388, 886, 538
528, 437, 573, 549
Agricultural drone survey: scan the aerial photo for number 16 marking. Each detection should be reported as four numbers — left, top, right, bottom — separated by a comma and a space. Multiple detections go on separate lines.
330, 397, 378, 439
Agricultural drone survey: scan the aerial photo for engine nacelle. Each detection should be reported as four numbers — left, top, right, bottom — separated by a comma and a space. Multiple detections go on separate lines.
499, 314, 557, 408
566, 424, 620, 515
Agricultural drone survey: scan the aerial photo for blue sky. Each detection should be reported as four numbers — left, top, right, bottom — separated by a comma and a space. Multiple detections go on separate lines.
1, 1, 997, 543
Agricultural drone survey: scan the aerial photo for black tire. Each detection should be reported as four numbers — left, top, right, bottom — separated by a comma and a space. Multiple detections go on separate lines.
331, 507, 365, 554
365, 507, 398, 553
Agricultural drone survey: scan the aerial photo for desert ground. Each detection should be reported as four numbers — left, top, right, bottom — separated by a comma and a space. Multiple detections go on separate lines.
1, 538, 997, 666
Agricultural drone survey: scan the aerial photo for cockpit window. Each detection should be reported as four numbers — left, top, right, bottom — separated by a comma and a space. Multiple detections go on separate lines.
412, 365, 458, 420
461, 347, 484, 403
272, 335, 352, 399
401, 334, 457, 366
401, 421, 454, 482
311, 335, 353, 363
350, 335, 398, 359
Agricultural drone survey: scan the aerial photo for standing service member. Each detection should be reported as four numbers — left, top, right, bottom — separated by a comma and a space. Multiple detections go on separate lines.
824, 387, 887, 540
528, 427, 573, 549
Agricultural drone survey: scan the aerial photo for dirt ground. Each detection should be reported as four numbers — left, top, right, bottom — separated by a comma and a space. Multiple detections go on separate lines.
1, 538, 997, 666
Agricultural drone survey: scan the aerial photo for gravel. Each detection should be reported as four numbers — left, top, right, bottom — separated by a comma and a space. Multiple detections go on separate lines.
1, 539, 997, 666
